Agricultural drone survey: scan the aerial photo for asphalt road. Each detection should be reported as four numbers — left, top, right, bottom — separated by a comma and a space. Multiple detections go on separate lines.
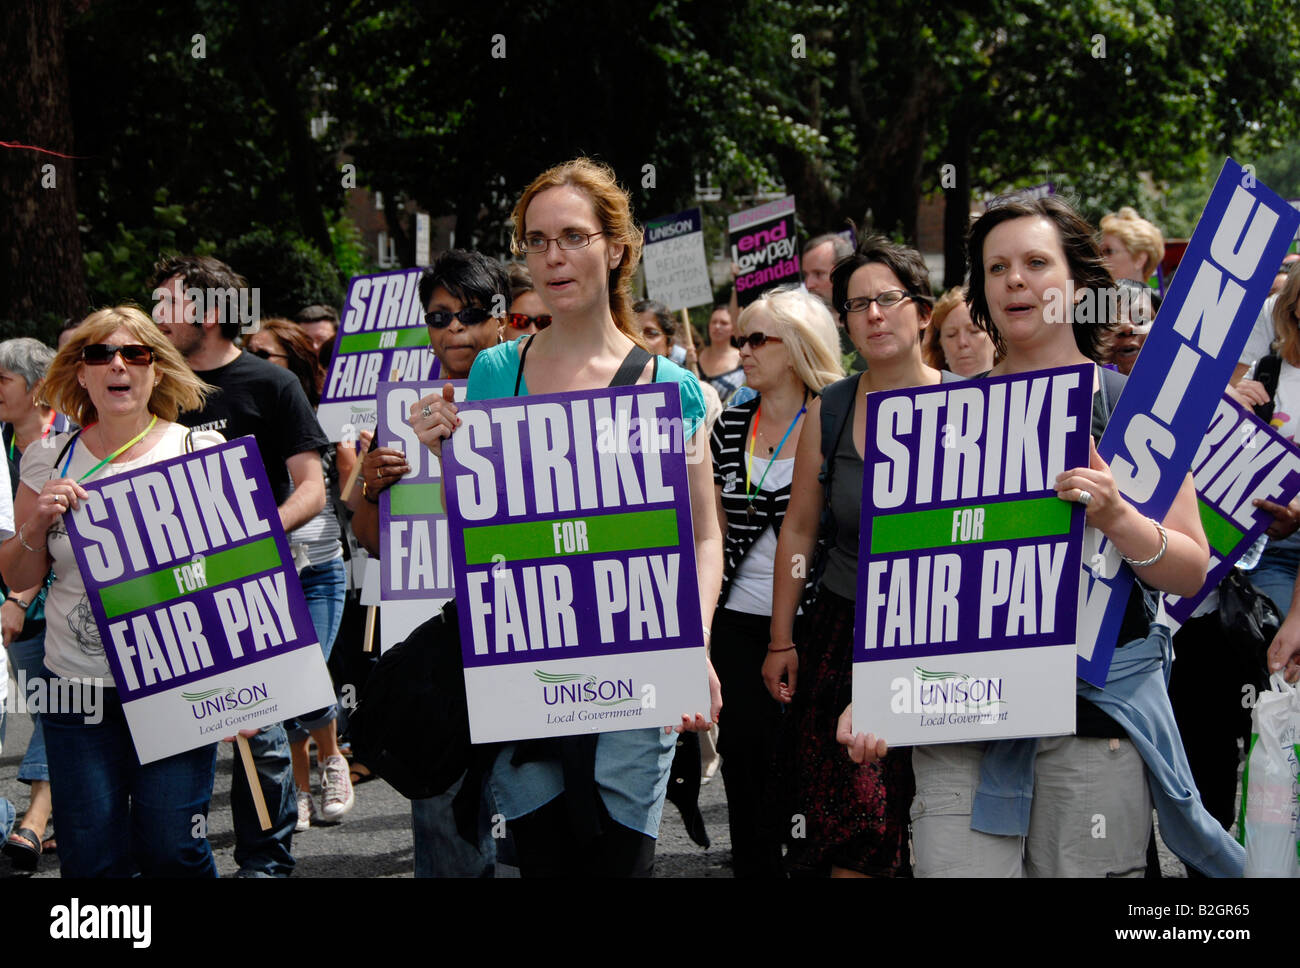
0, 704, 734, 879
1, 702, 1187, 878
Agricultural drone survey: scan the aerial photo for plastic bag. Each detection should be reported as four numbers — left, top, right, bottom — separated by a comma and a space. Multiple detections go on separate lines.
1239, 674, 1300, 877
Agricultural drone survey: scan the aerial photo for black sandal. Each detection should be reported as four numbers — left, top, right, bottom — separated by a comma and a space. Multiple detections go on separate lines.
4, 827, 42, 871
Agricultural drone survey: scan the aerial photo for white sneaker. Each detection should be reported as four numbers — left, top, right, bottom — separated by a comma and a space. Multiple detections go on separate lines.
320, 754, 355, 820
295, 790, 317, 832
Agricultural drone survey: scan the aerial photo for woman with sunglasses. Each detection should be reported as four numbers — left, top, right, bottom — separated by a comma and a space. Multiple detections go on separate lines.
504, 264, 552, 341
351, 250, 506, 557
410, 158, 722, 877
839, 197, 1236, 878
710, 286, 842, 876
764, 237, 951, 877
350, 249, 507, 878
0, 307, 223, 877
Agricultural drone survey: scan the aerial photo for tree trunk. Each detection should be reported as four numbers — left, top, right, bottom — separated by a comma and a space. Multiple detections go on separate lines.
943, 112, 972, 290
0, 0, 88, 327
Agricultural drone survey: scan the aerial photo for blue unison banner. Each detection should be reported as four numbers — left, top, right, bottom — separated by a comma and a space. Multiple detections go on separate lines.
1078, 158, 1300, 685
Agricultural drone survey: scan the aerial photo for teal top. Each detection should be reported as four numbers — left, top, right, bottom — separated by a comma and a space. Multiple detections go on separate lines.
465, 336, 707, 838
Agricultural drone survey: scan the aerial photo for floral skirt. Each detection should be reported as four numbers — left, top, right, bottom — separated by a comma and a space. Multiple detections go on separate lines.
782, 588, 914, 876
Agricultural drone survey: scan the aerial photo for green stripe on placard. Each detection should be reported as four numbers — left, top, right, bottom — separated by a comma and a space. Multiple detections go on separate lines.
870, 497, 1072, 555
97, 536, 281, 619
389, 483, 444, 516
463, 509, 679, 564
1197, 499, 1244, 558
337, 328, 429, 354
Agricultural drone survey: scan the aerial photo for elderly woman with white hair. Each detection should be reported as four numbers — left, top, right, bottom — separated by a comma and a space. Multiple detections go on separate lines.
708, 286, 843, 876
0, 337, 67, 871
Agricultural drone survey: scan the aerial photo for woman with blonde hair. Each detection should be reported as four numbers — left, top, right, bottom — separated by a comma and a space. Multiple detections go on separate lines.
410, 158, 721, 877
0, 306, 226, 877
1099, 206, 1164, 285
709, 286, 842, 875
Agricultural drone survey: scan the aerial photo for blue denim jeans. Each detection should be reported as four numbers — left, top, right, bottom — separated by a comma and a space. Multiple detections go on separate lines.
6, 632, 50, 782
41, 672, 218, 877
0, 796, 14, 843
411, 771, 496, 878
285, 558, 347, 742
231, 722, 297, 877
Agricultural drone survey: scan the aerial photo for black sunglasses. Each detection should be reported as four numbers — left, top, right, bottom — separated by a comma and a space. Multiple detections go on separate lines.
82, 343, 155, 366
731, 332, 784, 350
250, 348, 287, 360
424, 307, 493, 329
508, 313, 552, 331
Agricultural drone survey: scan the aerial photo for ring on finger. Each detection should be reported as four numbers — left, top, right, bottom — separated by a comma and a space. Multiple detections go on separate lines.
1077, 489, 1093, 507
421, 404, 433, 418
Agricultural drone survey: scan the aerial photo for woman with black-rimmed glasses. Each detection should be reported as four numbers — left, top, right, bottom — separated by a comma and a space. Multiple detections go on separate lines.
763, 237, 956, 877
410, 158, 721, 877
709, 286, 842, 876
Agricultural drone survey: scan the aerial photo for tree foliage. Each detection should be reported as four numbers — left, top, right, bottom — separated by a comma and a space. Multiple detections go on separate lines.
7, 0, 1298, 327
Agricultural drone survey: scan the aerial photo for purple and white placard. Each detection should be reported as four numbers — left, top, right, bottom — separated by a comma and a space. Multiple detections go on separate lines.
317, 268, 440, 442
853, 364, 1091, 745
1165, 394, 1300, 623
65, 437, 335, 763
376, 380, 467, 601
441, 384, 709, 743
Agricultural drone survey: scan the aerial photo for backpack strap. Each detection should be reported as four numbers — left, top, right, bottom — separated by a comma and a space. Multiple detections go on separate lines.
1097, 365, 1126, 428
818, 374, 859, 490
513, 338, 654, 396
512, 335, 535, 396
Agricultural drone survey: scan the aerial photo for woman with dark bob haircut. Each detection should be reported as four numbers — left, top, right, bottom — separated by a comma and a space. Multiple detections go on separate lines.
965, 194, 1116, 363
840, 196, 1244, 878
766, 235, 951, 876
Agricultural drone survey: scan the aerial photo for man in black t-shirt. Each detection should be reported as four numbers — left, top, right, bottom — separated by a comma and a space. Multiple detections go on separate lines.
153, 255, 331, 877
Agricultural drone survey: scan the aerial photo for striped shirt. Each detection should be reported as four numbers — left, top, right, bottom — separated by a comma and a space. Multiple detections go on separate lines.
711, 395, 814, 610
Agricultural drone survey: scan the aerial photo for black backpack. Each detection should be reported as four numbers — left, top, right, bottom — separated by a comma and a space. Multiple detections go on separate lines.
347, 603, 471, 800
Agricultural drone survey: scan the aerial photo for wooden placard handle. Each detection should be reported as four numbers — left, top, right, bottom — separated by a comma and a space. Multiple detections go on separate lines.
236, 734, 273, 831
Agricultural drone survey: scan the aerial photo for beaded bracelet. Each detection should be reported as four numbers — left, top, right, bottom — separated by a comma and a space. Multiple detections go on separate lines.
1118, 517, 1167, 568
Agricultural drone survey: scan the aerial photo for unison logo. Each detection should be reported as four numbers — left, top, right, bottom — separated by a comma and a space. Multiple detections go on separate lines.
534, 669, 637, 707
184, 682, 272, 719
890, 667, 1007, 723
646, 217, 696, 243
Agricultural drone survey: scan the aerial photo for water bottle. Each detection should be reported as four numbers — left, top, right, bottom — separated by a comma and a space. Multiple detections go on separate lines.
1237, 533, 1268, 571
